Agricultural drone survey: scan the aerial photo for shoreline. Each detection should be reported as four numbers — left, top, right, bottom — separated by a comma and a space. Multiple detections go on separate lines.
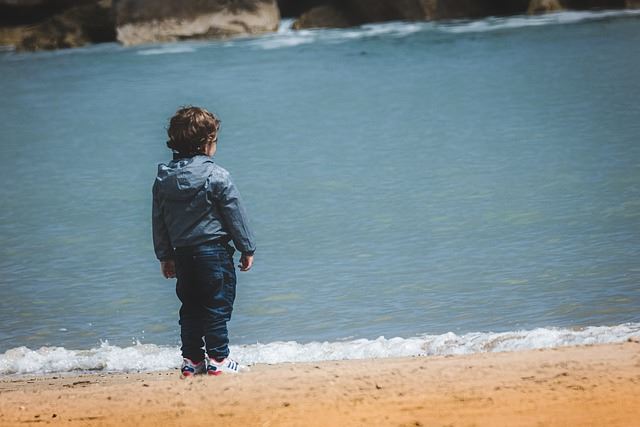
3, 323, 639, 374
1, 342, 639, 426
3, 9, 640, 53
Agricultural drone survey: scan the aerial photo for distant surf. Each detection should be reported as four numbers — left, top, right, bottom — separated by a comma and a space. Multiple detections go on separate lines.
2, 323, 638, 375
240, 9, 640, 50
3, 9, 639, 57
137, 45, 197, 55
122, 9, 640, 55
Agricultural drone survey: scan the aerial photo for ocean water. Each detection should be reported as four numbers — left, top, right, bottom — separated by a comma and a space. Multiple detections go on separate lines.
0, 10, 639, 374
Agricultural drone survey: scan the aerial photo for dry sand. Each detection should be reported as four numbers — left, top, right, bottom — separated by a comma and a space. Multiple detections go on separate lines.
1, 341, 639, 426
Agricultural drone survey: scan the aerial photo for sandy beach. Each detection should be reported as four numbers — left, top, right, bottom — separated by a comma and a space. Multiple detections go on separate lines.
1, 341, 639, 426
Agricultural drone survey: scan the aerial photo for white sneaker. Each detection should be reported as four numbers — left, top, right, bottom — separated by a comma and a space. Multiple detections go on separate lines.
180, 358, 205, 378
206, 356, 240, 376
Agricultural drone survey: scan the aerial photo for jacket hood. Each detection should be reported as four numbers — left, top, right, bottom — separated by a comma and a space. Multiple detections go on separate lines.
155, 155, 214, 200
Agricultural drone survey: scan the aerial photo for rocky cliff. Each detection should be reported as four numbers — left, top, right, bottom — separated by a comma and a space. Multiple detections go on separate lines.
291, 0, 637, 29
0, 0, 115, 51
0, 0, 279, 50
115, 0, 279, 46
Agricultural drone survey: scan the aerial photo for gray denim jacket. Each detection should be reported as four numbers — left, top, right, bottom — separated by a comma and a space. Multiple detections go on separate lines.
152, 155, 256, 261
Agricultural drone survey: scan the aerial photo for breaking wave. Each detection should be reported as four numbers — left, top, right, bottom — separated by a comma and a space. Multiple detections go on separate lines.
136, 45, 197, 55
1, 323, 638, 375
243, 9, 640, 50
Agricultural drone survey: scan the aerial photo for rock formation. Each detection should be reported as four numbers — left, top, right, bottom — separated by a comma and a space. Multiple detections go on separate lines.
291, 0, 636, 29
432, 0, 530, 20
562, 0, 626, 8
292, 5, 351, 29
0, 0, 280, 50
20, 1, 115, 50
292, 0, 537, 29
0, 0, 115, 51
277, 0, 326, 18
528, 0, 564, 13
115, 0, 280, 46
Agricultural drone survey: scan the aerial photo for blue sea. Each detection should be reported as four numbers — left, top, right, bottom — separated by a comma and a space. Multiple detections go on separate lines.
1, 10, 639, 374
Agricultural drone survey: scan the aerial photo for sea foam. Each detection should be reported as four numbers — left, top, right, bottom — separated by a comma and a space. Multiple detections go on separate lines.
137, 45, 197, 55
1, 323, 638, 375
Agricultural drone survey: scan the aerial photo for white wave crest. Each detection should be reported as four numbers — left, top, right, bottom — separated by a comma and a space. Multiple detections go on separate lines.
136, 45, 197, 56
1, 323, 638, 375
234, 323, 640, 363
277, 18, 296, 34
0, 342, 179, 375
245, 21, 426, 50
440, 9, 640, 34
245, 9, 640, 50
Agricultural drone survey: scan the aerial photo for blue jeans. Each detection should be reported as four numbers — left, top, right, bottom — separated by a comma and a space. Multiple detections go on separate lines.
174, 242, 236, 362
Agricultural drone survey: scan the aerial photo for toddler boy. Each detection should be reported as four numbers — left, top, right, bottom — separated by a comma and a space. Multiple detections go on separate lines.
152, 106, 255, 377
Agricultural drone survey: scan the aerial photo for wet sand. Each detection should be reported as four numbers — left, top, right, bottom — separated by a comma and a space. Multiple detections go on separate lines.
1, 341, 639, 426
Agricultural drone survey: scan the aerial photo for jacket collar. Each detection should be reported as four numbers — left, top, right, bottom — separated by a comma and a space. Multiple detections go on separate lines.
173, 152, 200, 161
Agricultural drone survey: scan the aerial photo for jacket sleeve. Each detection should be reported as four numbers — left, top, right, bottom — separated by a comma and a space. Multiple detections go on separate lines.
152, 182, 175, 261
213, 173, 256, 255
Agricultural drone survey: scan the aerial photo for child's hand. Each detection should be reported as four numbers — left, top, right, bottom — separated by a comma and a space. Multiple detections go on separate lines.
239, 254, 253, 272
161, 260, 176, 279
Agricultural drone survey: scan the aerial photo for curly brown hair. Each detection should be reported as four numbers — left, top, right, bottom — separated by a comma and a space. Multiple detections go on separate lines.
166, 106, 220, 155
